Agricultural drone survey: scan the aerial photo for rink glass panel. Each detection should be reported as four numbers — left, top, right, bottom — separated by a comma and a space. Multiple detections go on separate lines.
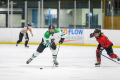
104, 0, 120, 29
60, 1, 74, 29
0, 1, 8, 28
10, 1, 25, 28
42, 1, 58, 28
76, 1, 89, 29
27, 1, 38, 28
90, 1, 102, 29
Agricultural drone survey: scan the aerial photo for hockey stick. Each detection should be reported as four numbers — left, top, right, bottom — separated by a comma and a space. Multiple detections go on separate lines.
52, 44, 61, 68
57, 43, 61, 55
102, 54, 120, 65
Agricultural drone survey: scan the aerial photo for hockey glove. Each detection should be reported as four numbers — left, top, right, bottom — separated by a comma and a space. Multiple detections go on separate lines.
51, 38, 55, 43
98, 47, 104, 55
90, 33, 94, 38
59, 38, 65, 44
98, 49, 102, 55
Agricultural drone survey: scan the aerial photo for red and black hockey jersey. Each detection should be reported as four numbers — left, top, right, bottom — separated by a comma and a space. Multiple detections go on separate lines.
95, 33, 113, 48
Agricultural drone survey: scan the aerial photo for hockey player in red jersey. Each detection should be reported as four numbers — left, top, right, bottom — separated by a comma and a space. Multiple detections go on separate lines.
90, 29, 120, 67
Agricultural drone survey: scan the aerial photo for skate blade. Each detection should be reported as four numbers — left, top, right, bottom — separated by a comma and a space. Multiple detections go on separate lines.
95, 65, 100, 67
55, 65, 58, 67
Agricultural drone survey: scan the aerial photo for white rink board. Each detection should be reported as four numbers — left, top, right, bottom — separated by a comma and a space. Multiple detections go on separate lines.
57, 29, 84, 44
0, 28, 120, 46
0, 28, 46, 43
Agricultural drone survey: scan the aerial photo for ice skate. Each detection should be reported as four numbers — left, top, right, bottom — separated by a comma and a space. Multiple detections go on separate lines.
95, 61, 101, 67
117, 57, 120, 61
25, 46, 29, 48
53, 60, 59, 67
16, 43, 18, 46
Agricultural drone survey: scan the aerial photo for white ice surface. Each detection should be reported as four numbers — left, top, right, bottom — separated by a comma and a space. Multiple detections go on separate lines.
0, 44, 120, 80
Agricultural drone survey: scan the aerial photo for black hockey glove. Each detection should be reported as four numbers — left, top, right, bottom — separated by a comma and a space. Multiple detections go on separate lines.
50, 39, 55, 46
59, 38, 65, 44
98, 47, 104, 55
98, 49, 102, 55
90, 33, 94, 38
51, 38, 55, 43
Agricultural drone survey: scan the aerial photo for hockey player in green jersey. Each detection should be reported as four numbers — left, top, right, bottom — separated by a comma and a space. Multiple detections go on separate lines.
26, 25, 65, 66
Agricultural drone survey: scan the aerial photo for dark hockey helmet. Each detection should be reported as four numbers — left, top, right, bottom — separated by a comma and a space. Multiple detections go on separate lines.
48, 25, 55, 34
28, 23, 33, 26
94, 28, 101, 34
49, 25, 55, 30
94, 29, 101, 38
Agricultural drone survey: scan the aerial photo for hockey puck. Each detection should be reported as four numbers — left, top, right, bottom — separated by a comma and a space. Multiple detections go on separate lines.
40, 68, 43, 69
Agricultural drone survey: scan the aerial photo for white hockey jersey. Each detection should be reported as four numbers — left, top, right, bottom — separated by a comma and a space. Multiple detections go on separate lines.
20, 27, 33, 38
42, 29, 66, 47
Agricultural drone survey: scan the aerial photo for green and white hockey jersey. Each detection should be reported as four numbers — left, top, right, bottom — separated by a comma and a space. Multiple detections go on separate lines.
42, 29, 65, 47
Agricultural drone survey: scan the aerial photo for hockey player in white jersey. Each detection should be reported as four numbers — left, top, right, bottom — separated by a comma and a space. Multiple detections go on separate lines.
16, 23, 33, 48
26, 25, 65, 66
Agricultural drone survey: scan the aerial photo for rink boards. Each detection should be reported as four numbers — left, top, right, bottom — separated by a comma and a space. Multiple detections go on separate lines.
0, 28, 120, 47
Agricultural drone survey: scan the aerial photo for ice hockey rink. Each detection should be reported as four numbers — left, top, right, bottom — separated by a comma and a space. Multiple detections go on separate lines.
0, 44, 120, 80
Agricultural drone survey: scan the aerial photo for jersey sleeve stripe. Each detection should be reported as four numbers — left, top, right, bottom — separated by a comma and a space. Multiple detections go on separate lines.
29, 29, 32, 32
61, 34, 65, 36
46, 43, 50, 47
24, 31, 27, 33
